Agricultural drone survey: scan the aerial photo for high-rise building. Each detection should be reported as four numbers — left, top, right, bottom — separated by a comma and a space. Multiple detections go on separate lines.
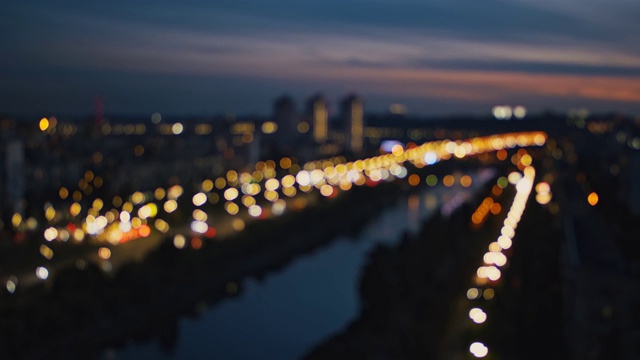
4, 140, 25, 215
307, 94, 328, 144
340, 94, 364, 153
273, 95, 297, 148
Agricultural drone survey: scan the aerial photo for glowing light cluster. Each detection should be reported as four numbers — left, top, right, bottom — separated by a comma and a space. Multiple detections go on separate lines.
492, 105, 527, 120
27, 130, 546, 271
471, 197, 501, 225
535, 181, 552, 205
466, 166, 536, 356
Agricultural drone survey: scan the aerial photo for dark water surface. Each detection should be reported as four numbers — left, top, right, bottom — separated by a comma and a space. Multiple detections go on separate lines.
108, 176, 489, 360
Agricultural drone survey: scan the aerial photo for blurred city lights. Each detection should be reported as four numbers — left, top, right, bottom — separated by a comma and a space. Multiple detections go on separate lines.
470, 342, 489, 358
36, 267, 49, 280
469, 308, 487, 324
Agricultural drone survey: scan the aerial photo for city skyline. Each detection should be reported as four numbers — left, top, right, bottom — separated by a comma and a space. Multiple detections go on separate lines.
2, 0, 640, 116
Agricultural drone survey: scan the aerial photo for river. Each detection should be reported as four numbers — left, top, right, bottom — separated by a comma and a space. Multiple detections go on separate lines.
108, 170, 492, 360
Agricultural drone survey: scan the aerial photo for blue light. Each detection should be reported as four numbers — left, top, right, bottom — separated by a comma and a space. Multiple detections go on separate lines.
380, 140, 404, 153
424, 152, 438, 165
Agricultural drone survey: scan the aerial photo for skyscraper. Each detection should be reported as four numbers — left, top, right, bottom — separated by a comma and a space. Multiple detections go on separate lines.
273, 95, 297, 148
340, 94, 364, 153
307, 94, 328, 144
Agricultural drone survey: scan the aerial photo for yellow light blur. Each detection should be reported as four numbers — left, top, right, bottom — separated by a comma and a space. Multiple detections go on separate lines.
167, 185, 183, 200
283, 186, 297, 197
523, 166, 535, 178
98, 247, 111, 260
262, 121, 277, 134
193, 192, 207, 206
297, 121, 310, 133
225, 202, 239, 215
92, 198, 104, 211
202, 179, 214, 192
164, 200, 178, 213
536, 193, 552, 205
281, 175, 296, 188
226, 170, 238, 182
483, 288, 495, 300
45, 207, 56, 221
587, 192, 599, 206
536, 182, 550, 194
172, 123, 183, 135
467, 288, 480, 300
11, 213, 22, 227
280, 157, 292, 169
339, 180, 353, 191
391, 144, 404, 156
138, 203, 158, 219
73, 229, 85, 241
224, 188, 239, 201
239, 172, 252, 185
488, 242, 501, 252
122, 202, 133, 213
320, 184, 334, 197
154, 187, 166, 200
154, 219, 170, 233
241, 195, 256, 207
192, 209, 208, 221
131, 192, 145, 205
39, 118, 49, 131
40, 245, 54, 260
174, 235, 186, 249
232, 218, 245, 231
131, 217, 142, 229
264, 190, 279, 202
70, 203, 82, 216
255, 170, 267, 182
215, 177, 227, 189
520, 154, 532, 166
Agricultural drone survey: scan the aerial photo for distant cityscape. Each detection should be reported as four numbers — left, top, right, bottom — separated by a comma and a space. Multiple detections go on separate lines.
1, 94, 640, 359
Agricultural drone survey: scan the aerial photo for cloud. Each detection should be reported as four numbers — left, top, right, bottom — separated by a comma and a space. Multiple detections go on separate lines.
2, 0, 640, 114
33, 19, 638, 104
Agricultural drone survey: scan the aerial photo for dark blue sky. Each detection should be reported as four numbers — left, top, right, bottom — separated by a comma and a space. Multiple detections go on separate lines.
2, 0, 640, 116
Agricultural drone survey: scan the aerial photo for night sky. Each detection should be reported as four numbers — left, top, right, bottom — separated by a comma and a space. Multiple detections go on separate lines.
2, 0, 640, 117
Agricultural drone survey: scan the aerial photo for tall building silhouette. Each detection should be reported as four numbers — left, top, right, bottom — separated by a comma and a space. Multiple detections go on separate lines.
4, 140, 25, 214
306, 94, 328, 144
273, 95, 297, 148
340, 94, 364, 153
